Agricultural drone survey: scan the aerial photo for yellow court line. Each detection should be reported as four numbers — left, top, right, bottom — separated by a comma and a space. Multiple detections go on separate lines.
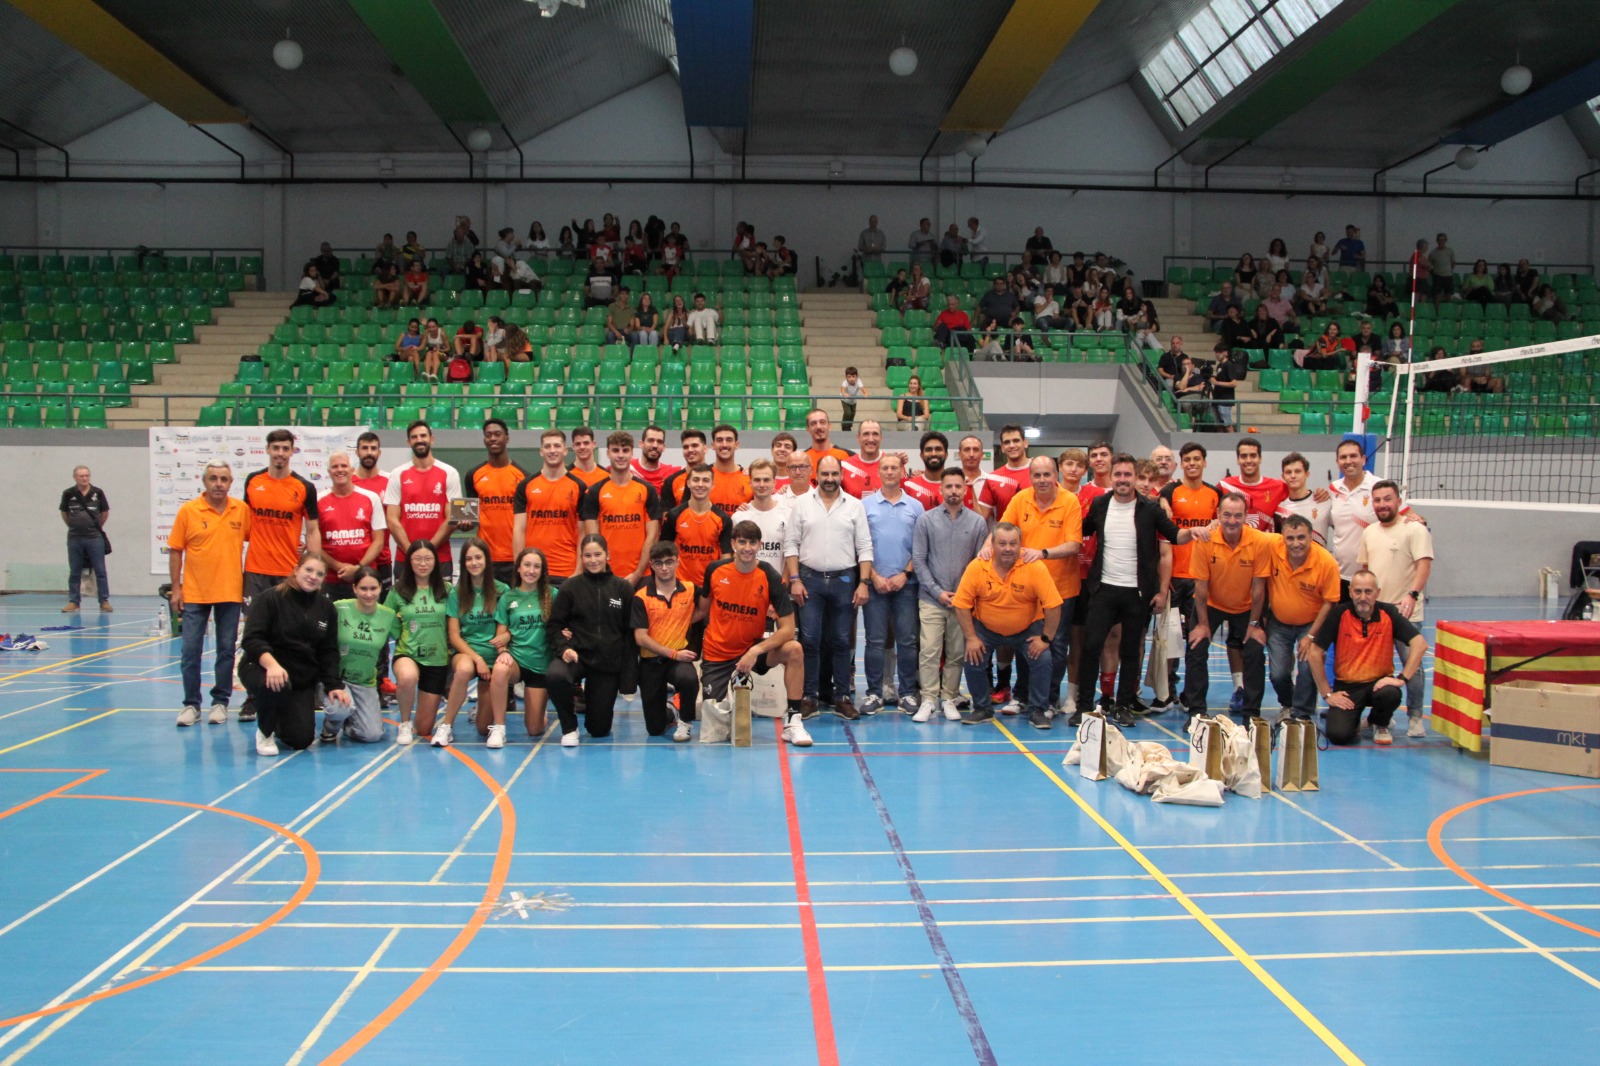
993, 719, 1365, 1066
0, 711, 120, 757
0, 636, 169, 685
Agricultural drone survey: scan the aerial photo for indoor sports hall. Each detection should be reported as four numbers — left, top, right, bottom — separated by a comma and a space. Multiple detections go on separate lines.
3, 2, 1600, 1064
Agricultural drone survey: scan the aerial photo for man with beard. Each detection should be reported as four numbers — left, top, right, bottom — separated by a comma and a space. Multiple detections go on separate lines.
902, 431, 946, 510
1307, 569, 1427, 746
661, 429, 708, 508
631, 424, 681, 494
1357, 480, 1433, 737
383, 420, 464, 578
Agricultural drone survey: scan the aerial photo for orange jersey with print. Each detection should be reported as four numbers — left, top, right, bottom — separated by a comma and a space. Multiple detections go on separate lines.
661, 503, 733, 587
512, 472, 586, 578
241, 470, 317, 576
1190, 524, 1274, 614
710, 467, 754, 511
167, 495, 251, 604
951, 557, 1064, 635
466, 460, 530, 563
1160, 481, 1220, 579
1000, 487, 1084, 598
701, 559, 793, 662
805, 444, 852, 480
1267, 536, 1342, 626
580, 477, 661, 577
631, 580, 698, 658
568, 465, 609, 490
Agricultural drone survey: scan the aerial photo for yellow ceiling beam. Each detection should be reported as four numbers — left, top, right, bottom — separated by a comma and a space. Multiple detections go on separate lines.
7, 0, 243, 124
941, 0, 1102, 132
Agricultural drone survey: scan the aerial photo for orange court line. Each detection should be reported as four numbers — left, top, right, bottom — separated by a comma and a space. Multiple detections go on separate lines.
317, 740, 517, 1065
0, 769, 106, 823
1428, 783, 1600, 941
0, 793, 320, 1030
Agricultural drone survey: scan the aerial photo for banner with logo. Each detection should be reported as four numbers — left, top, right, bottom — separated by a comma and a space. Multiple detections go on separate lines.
149, 427, 365, 573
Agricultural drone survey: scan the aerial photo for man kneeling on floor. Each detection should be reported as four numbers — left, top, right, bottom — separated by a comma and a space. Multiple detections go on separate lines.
955, 522, 1063, 730
1306, 568, 1427, 745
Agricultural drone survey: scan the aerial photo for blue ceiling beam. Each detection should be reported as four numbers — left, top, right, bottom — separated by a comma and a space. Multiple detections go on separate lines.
1444, 57, 1600, 145
670, 0, 754, 128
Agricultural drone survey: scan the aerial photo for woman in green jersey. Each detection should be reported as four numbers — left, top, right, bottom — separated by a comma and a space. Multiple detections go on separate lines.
489, 547, 553, 741
326, 567, 399, 744
386, 540, 450, 746
434, 538, 510, 748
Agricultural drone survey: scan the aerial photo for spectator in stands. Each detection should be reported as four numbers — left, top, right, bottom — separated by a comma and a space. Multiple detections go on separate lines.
1233, 253, 1259, 292
1332, 224, 1366, 269
495, 254, 540, 294
402, 259, 429, 307
589, 230, 618, 280
1421, 346, 1457, 393
1347, 339, 1385, 394
1532, 283, 1571, 322
1461, 259, 1493, 305
420, 318, 449, 382
886, 268, 910, 311
293, 264, 334, 307
1173, 355, 1208, 418
770, 235, 797, 278
1458, 339, 1505, 393
659, 227, 684, 278
453, 251, 487, 299
1024, 226, 1053, 267
909, 218, 938, 268
483, 316, 529, 373
445, 223, 477, 272
939, 224, 966, 268
1262, 281, 1298, 332
1365, 275, 1399, 319
583, 265, 614, 308
978, 275, 1020, 336
965, 218, 989, 268
1303, 321, 1349, 371
1211, 343, 1240, 426
1296, 266, 1328, 316
526, 222, 550, 259
1514, 258, 1540, 303
1119, 285, 1160, 348
570, 218, 596, 255
453, 319, 483, 361
1044, 251, 1071, 289
1033, 286, 1062, 334
687, 292, 719, 345
1493, 262, 1516, 304
905, 264, 932, 311
1008, 321, 1037, 360
1216, 304, 1250, 351
1158, 335, 1186, 386
1240, 303, 1283, 352
1383, 322, 1409, 361
375, 232, 400, 264
934, 294, 973, 351
631, 293, 662, 348
1428, 233, 1457, 304
371, 255, 401, 308
1308, 231, 1329, 264
1353, 318, 1380, 353
557, 225, 577, 259
1206, 280, 1244, 330
622, 233, 649, 275
644, 215, 665, 257
1265, 238, 1290, 274
858, 215, 887, 264
747, 238, 771, 278
394, 318, 424, 371
897, 375, 929, 431
1066, 282, 1091, 331
401, 231, 427, 267
839, 368, 866, 430
664, 294, 690, 351
1088, 279, 1116, 332
605, 287, 635, 346
311, 243, 341, 291
733, 221, 758, 272
1407, 238, 1432, 298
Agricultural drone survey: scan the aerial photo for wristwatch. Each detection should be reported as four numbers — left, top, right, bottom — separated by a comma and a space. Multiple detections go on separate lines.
1248, 619, 1263, 629
1406, 590, 1421, 600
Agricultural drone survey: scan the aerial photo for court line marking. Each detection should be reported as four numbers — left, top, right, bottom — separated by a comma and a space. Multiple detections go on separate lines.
316, 733, 531, 1065
1429, 784, 1600, 942
0, 770, 105, 824
0, 655, 181, 724
0, 793, 320, 1031
1470, 911, 1600, 992
0, 636, 168, 684
776, 718, 840, 1066
0, 743, 400, 1058
287, 928, 401, 1066
430, 733, 550, 882
841, 723, 994, 1064
992, 719, 1364, 1066
0, 712, 120, 757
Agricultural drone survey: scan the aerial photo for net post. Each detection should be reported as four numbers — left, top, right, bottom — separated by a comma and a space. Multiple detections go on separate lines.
1401, 357, 1417, 495
1351, 349, 1370, 434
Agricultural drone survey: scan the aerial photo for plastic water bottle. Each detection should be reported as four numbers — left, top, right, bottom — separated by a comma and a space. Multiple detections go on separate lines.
150, 607, 168, 637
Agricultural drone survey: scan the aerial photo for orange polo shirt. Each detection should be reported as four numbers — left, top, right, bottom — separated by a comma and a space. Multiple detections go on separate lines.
167, 495, 252, 604
1266, 537, 1342, 626
1190, 524, 1273, 614
999, 487, 1083, 599
951, 557, 1063, 635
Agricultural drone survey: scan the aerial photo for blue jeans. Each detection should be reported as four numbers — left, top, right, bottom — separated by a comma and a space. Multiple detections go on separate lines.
965, 620, 1051, 714
66, 536, 108, 604
1014, 595, 1075, 707
799, 567, 858, 702
181, 601, 240, 710
1266, 614, 1316, 717
864, 579, 919, 701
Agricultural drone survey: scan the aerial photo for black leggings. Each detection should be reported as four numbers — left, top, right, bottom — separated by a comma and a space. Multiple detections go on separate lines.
238, 662, 318, 750
546, 657, 622, 737
638, 656, 700, 734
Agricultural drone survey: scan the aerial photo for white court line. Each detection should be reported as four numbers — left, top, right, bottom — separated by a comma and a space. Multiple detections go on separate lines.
0, 659, 179, 722
1470, 911, 1600, 992
429, 732, 549, 882
1269, 791, 1406, 871
284, 927, 401, 1066
0, 742, 402, 1059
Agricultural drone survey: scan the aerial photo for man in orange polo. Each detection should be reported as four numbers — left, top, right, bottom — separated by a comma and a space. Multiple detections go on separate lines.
803, 408, 852, 479
954, 522, 1064, 730
993, 455, 1081, 713
1185, 491, 1272, 720
168, 461, 252, 727
1266, 514, 1341, 721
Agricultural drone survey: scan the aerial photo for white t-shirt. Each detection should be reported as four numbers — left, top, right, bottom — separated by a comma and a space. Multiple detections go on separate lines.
1275, 492, 1331, 546
687, 307, 719, 341
1357, 520, 1434, 622
1328, 472, 1406, 578
841, 378, 865, 401
299, 277, 316, 293
1100, 498, 1139, 588
745, 502, 790, 574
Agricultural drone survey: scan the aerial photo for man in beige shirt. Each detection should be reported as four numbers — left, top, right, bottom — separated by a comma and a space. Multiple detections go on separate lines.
1356, 478, 1433, 736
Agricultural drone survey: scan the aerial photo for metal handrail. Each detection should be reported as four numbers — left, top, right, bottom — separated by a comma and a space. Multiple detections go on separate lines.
1162, 254, 1595, 281
0, 245, 264, 261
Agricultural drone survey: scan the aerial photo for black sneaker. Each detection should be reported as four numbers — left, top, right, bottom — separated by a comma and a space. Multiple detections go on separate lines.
239, 697, 257, 723
1028, 709, 1052, 730
1110, 705, 1137, 729
319, 721, 338, 744
1066, 710, 1085, 728
960, 705, 995, 725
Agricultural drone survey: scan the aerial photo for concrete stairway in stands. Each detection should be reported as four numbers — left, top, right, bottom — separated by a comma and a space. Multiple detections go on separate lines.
1148, 296, 1296, 431
110, 292, 294, 427
797, 291, 898, 428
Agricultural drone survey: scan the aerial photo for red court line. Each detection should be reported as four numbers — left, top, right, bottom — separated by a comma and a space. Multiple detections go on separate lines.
774, 720, 840, 1066
0, 793, 320, 1030
318, 740, 518, 1065
792, 748, 1077, 758
1429, 783, 1600, 941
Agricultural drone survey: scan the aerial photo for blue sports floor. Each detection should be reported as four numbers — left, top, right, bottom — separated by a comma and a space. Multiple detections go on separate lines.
0, 592, 1596, 1065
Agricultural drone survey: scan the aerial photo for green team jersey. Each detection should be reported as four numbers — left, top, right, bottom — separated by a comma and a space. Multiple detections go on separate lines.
386, 586, 449, 667
335, 600, 400, 687
448, 581, 509, 658
494, 587, 550, 673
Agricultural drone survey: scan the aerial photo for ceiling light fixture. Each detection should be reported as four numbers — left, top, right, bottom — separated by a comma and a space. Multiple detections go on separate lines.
962, 134, 988, 158
527, 0, 586, 17
1455, 146, 1480, 171
466, 127, 493, 152
273, 28, 303, 71
889, 41, 917, 77
1501, 61, 1532, 96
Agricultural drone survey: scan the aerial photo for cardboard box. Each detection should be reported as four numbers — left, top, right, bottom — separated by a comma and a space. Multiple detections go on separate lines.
1489, 681, 1600, 778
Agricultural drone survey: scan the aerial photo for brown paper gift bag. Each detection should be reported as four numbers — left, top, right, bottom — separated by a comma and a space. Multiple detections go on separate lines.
1299, 720, 1320, 791
1078, 711, 1109, 781
1273, 719, 1303, 792
1250, 718, 1273, 792
1187, 715, 1224, 781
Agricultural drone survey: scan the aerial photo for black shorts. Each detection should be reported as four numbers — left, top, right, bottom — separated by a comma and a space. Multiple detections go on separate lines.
700, 653, 774, 701
492, 561, 516, 587
517, 667, 547, 689
396, 657, 449, 696
242, 571, 281, 616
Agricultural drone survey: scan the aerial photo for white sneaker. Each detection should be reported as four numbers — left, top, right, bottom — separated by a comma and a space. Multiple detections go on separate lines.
560, 730, 580, 748
431, 722, 453, 747
468, 680, 479, 704
256, 731, 279, 756
176, 705, 200, 727
999, 699, 1022, 716
783, 716, 813, 747
911, 702, 934, 723
207, 703, 227, 725
1407, 714, 1427, 738
1373, 726, 1393, 746
397, 722, 415, 746
673, 719, 692, 742
941, 699, 963, 721
486, 724, 506, 749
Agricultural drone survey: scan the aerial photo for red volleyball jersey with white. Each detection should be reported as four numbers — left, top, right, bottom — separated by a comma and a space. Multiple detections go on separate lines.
318, 487, 387, 569
382, 461, 463, 552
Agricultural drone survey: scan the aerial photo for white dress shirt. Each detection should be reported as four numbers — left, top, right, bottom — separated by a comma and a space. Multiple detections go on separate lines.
784, 489, 874, 574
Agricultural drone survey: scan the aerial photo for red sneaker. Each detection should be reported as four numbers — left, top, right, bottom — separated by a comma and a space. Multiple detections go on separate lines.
990, 686, 1011, 706
378, 678, 397, 697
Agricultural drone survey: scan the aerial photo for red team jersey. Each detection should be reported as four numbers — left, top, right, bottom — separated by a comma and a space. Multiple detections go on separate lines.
353, 471, 392, 565
902, 473, 941, 510
382, 461, 463, 555
977, 464, 1032, 517
1076, 482, 1108, 579
317, 487, 386, 570
632, 459, 681, 494
1217, 474, 1289, 533
840, 454, 883, 499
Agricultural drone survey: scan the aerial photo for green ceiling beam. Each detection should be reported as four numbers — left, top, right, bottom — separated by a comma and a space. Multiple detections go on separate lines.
344, 0, 500, 125
1202, 0, 1462, 141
